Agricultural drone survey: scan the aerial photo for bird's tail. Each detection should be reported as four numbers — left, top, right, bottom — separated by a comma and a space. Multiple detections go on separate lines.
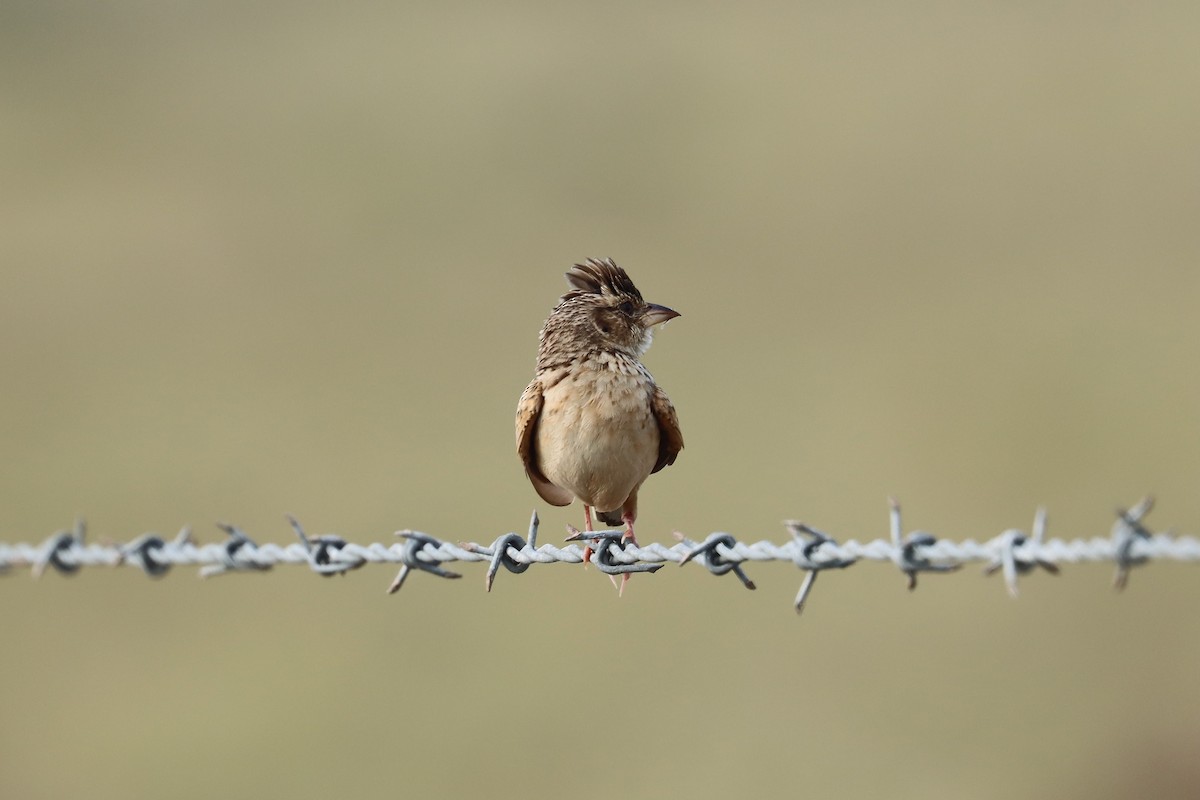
596, 509, 624, 528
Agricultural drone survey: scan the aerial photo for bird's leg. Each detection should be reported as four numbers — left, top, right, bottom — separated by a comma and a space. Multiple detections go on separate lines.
621, 511, 637, 546
618, 510, 637, 597
582, 505, 595, 565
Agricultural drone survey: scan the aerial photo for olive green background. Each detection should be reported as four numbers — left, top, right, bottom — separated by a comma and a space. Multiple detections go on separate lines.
3, 3, 1199, 798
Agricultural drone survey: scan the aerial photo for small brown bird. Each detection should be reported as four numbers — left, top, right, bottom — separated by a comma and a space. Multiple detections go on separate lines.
516, 258, 684, 579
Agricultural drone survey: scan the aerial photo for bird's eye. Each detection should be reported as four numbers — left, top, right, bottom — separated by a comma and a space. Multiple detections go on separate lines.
618, 300, 635, 315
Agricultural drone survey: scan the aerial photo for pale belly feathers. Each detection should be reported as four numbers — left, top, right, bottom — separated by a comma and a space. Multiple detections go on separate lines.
535, 366, 659, 512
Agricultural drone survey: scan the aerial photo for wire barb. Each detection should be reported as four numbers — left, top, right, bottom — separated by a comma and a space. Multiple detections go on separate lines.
888, 498, 962, 590
563, 529, 665, 576
467, 510, 541, 592
678, 533, 756, 590
982, 508, 1059, 597
387, 532, 463, 593
31, 519, 87, 579
289, 515, 364, 577
1113, 495, 1154, 591
201, 523, 272, 578
120, 526, 192, 578
785, 521, 856, 615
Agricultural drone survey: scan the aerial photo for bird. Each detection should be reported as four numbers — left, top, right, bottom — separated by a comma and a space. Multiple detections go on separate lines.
516, 258, 683, 591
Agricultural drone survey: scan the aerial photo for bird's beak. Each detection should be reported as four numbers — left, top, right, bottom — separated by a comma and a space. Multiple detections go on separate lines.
642, 303, 680, 327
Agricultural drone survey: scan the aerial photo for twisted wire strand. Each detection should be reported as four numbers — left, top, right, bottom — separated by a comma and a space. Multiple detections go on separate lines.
1, 497, 1197, 612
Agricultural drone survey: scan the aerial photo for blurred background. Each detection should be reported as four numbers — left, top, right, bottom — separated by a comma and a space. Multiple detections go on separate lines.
3, 3, 1199, 798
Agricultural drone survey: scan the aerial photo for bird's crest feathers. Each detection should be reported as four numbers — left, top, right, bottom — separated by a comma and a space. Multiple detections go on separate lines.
564, 258, 643, 302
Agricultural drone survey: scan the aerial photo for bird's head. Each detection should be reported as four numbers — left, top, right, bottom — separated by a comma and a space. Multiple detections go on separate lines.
556, 258, 680, 357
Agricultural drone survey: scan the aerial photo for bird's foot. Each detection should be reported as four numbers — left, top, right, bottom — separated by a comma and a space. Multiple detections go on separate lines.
566, 524, 594, 566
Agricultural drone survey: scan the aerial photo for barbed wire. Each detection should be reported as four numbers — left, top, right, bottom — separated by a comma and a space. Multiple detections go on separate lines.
2, 496, 1197, 613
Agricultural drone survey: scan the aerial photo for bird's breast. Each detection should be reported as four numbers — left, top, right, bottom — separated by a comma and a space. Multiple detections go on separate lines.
535, 362, 659, 511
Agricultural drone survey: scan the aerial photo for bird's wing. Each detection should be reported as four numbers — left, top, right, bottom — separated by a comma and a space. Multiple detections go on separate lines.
515, 378, 573, 506
649, 384, 684, 474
